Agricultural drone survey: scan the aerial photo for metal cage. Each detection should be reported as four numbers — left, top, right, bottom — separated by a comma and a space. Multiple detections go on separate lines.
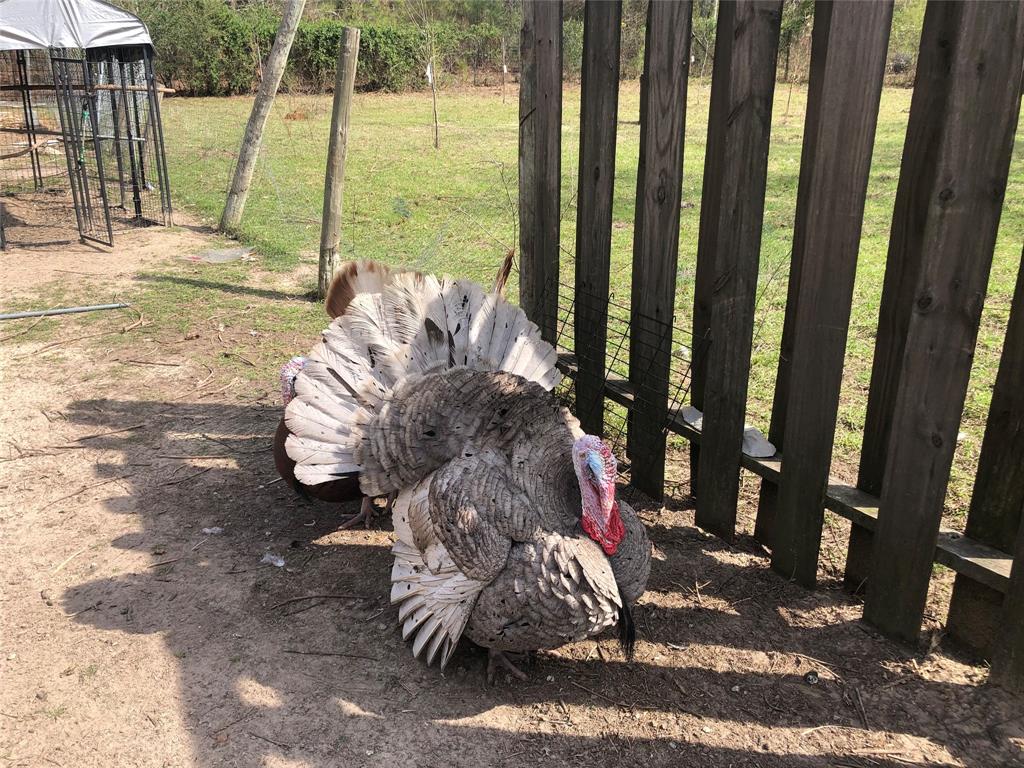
0, 45, 171, 248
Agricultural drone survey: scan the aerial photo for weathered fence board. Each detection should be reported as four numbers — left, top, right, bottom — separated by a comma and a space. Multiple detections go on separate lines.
946, 255, 1024, 658
767, 0, 893, 588
691, 0, 782, 540
518, 0, 562, 343
517, 0, 1024, 676
863, 0, 1024, 643
993, 514, 1024, 693
947, 248, 1024, 658
752, 0, 834, 550
573, 0, 622, 436
626, 0, 692, 499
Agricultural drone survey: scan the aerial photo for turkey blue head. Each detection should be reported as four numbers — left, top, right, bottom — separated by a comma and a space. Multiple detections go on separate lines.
572, 434, 624, 555
279, 356, 308, 405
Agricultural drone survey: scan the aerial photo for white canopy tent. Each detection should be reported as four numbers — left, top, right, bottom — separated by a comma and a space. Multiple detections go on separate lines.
0, 0, 152, 52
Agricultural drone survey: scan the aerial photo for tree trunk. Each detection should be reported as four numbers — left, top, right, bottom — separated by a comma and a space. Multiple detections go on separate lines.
318, 27, 361, 300
219, 0, 306, 235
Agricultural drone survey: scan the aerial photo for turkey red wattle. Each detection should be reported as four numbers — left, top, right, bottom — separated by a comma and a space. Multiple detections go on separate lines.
573, 435, 625, 555
582, 499, 625, 555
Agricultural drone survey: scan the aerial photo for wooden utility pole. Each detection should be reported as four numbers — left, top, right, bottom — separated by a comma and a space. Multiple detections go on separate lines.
219, 0, 306, 234
318, 26, 360, 300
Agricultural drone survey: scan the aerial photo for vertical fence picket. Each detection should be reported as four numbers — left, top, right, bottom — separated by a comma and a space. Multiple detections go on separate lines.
574, 0, 622, 436
518, 0, 562, 343
947, 250, 1024, 659
752, 0, 834, 550
627, 0, 692, 500
862, 1, 1024, 643
690, 0, 782, 540
767, 0, 893, 588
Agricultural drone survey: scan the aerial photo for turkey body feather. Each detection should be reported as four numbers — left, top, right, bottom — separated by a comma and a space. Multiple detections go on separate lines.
284, 261, 651, 669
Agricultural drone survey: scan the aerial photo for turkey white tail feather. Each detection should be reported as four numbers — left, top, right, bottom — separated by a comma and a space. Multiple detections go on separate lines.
390, 482, 486, 669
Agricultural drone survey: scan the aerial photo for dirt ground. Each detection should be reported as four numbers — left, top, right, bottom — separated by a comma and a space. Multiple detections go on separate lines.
1, 197, 213, 294
2, 225, 1023, 768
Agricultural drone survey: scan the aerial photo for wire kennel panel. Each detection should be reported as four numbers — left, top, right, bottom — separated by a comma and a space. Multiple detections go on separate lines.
0, 46, 171, 249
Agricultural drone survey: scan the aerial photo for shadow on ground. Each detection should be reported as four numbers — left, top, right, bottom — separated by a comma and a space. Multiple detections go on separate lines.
136, 274, 315, 304
55, 397, 1024, 767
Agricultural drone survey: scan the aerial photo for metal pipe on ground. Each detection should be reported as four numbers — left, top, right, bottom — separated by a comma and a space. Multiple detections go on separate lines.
0, 303, 129, 321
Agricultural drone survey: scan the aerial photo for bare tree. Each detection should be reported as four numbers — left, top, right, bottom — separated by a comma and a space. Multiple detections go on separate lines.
406, 0, 441, 150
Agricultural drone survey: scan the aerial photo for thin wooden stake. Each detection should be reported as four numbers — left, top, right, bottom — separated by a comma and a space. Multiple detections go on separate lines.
501, 37, 507, 104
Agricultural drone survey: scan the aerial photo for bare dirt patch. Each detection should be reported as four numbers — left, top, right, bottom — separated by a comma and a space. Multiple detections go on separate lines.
1, 227, 1022, 768
2, 209, 216, 300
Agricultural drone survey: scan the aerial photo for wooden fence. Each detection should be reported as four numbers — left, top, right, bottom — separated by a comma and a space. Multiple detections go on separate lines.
517, 0, 1024, 692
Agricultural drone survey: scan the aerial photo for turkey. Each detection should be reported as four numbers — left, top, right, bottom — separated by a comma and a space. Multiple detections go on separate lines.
273, 261, 399, 526
283, 260, 651, 680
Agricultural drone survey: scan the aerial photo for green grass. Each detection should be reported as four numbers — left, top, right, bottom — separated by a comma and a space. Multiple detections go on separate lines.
154, 81, 1022, 525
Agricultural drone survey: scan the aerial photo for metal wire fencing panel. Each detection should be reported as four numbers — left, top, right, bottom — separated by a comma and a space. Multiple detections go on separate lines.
526, 271, 695, 494
0, 46, 171, 249
86, 47, 171, 230
0, 50, 77, 247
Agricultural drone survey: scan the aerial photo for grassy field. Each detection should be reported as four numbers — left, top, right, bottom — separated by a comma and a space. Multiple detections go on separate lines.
158, 82, 1024, 525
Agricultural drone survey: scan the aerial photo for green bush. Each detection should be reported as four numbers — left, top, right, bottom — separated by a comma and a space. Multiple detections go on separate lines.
562, 18, 584, 80
132, 2, 437, 95
133, 0, 256, 95
294, 19, 347, 90
358, 25, 426, 92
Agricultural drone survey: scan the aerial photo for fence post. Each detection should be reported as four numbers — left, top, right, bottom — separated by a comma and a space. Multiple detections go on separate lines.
518, 0, 562, 344
219, 0, 306, 235
318, 26, 360, 300
947, 248, 1024, 659
690, 0, 782, 540
627, 0, 692, 500
862, 1, 1024, 643
766, 0, 892, 588
573, 0, 622, 437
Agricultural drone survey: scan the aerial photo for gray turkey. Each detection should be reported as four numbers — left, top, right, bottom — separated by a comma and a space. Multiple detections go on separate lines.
273, 261, 398, 527
283, 260, 651, 680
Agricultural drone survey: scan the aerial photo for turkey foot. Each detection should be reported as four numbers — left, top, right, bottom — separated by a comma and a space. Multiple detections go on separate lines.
486, 649, 529, 685
338, 496, 374, 530
337, 492, 397, 530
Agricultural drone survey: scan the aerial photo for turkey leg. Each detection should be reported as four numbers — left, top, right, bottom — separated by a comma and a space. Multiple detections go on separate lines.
486, 649, 529, 685
337, 492, 397, 530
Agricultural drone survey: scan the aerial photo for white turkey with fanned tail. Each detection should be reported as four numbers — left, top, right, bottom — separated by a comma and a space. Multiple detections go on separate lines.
284, 260, 651, 681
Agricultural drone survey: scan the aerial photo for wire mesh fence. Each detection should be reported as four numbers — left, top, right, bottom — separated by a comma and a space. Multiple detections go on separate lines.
0, 50, 76, 247
514, 267, 697, 491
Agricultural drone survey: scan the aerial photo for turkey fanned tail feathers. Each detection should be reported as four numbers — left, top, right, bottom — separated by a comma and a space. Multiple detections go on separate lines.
284, 263, 561, 489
